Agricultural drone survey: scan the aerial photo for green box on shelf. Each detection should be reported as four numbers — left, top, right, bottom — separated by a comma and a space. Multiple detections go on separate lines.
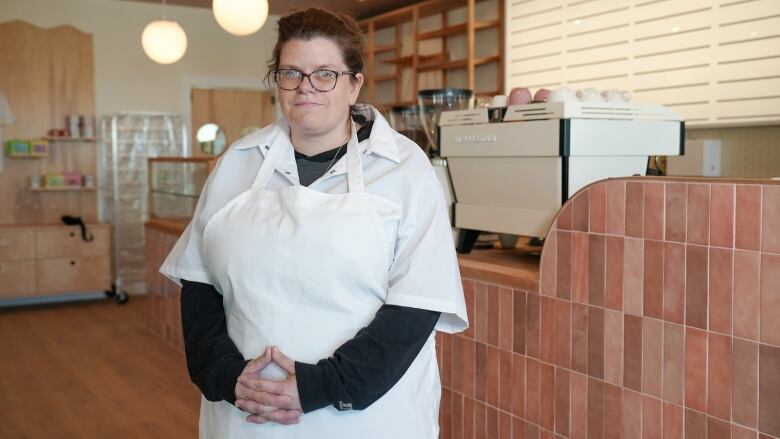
43, 174, 64, 187
6, 139, 30, 156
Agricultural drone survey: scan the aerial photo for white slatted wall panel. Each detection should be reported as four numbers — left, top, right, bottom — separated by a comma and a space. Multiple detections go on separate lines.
506, 0, 780, 126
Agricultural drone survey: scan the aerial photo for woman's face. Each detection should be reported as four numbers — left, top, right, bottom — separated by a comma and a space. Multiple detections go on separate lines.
277, 37, 364, 136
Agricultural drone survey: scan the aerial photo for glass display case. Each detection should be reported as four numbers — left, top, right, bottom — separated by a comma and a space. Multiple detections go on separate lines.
148, 157, 216, 220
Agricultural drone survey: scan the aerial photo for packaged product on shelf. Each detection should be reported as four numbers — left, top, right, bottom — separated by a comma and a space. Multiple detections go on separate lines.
30, 139, 49, 156
48, 128, 64, 138
67, 115, 80, 138
43, 173, 64, 187
62, 171, 82, 186
80, 115, 95, 138
6, 139, 30, 156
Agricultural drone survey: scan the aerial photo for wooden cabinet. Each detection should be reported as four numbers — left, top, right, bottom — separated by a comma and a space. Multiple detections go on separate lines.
36, 227, 110, 258
0, 230, 36, 261
360, 0, 504, 109
0, 224, 111, 299
0, 261, 36, 298
36, 256, 110, 295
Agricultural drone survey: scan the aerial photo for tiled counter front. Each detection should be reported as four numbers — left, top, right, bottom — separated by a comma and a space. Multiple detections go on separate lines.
437, 177, 780, 439
145, 223, 185, 351
436, 273, 541, 439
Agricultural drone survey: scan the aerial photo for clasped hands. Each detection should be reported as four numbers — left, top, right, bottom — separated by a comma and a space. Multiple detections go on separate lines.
234, 346, 303, 425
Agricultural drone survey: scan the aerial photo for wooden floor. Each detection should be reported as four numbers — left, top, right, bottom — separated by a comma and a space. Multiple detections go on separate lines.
0, 296, 200, 438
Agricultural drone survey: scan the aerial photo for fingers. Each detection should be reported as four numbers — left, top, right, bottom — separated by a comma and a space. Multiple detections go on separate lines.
235, 398, 274, 415
235, 398, 293, 416
238, 375, 287, 395
234, 384, 293, 409
243, 346, 274, 375
272, 347, 296, 374
245, 409, 302, 425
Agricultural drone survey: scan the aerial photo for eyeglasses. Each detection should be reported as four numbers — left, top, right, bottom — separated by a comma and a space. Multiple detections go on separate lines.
273, 69, 357, 92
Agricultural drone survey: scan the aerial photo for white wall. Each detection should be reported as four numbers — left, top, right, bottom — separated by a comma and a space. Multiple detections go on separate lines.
0, 0, 279, 117
504, 0, 780, 128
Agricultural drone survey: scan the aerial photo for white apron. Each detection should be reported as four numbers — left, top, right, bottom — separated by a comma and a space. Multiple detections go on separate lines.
199, 123, 441, 439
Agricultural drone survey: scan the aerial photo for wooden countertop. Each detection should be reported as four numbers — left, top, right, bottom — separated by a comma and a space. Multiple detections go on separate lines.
457, 240, 540, 292
146, 218, 189, 235
146, 218, 541, 292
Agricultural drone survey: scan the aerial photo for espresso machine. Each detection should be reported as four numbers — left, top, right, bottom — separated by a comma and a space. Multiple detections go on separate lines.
436, 100, 685, 253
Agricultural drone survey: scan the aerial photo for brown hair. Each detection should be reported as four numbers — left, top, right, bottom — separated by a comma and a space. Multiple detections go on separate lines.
264, 8, 369, 122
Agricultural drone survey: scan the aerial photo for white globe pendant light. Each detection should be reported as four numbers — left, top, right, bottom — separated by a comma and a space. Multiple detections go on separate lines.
141, 0, 188, 64
142, 20, 187, 64
213, 0, 269, 36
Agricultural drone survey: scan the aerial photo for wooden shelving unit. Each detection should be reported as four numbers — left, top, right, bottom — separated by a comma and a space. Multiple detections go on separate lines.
360, 0, 504, 110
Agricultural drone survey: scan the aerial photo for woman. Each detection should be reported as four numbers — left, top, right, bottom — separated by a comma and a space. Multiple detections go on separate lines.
161, 8, 467, 439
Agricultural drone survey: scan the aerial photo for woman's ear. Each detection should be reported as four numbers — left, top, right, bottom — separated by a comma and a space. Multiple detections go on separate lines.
349, 73, 364, 105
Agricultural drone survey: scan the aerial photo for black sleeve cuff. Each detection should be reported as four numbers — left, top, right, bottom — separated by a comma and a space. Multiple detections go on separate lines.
221, 359, 250, 405
295, 361, 332, 413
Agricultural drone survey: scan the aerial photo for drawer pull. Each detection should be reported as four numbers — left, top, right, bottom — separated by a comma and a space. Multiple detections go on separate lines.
70, 260, 76, 266
69, 232, 75, 237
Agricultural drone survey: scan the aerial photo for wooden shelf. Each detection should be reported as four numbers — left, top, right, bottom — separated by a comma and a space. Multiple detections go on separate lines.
475, 90, 502, 97
383, 54, 445, 67
375, 74, 397, 82
43, 137, 96, 142
416, 55, 499, 72
151, 189, 199, 199
372, 43, 400, 53
29, 186, 96, 192
416, 20, 499, 40
7, 154, 47, 159
474, 19, 501, 32
381, 55, 412, 66
418, 59, 465, 72
474, 55, 501, 66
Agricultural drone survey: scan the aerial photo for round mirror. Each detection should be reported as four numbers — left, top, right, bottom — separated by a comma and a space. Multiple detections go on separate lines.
197, 123, 227, 155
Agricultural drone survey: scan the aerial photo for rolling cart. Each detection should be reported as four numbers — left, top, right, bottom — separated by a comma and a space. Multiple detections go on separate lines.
99, 112, 186, 303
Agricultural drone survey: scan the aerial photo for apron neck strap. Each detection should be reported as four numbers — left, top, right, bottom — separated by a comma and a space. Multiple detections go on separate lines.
251, 134, 286, 189
251, 119, 365, 193
345, 121, 364, 193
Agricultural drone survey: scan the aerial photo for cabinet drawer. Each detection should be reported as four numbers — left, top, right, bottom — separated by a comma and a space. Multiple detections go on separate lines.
0, 230, 36, 261
36, 256, 110, 294
35, 226, 110, 258
0, 260, 36, 297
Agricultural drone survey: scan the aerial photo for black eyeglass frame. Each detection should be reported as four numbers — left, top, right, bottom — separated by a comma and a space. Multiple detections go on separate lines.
273, 69, 358, 92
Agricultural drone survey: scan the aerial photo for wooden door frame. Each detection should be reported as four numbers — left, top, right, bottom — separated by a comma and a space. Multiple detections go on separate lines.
179, 76, 279, 156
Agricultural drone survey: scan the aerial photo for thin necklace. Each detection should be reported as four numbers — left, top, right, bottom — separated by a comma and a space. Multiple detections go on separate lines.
324, 131, 351, 173
325, 143, 345, 174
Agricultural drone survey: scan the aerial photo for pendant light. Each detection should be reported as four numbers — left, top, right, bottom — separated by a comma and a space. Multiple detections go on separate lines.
213, 0, 269, 36
141, 0, 188, 64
